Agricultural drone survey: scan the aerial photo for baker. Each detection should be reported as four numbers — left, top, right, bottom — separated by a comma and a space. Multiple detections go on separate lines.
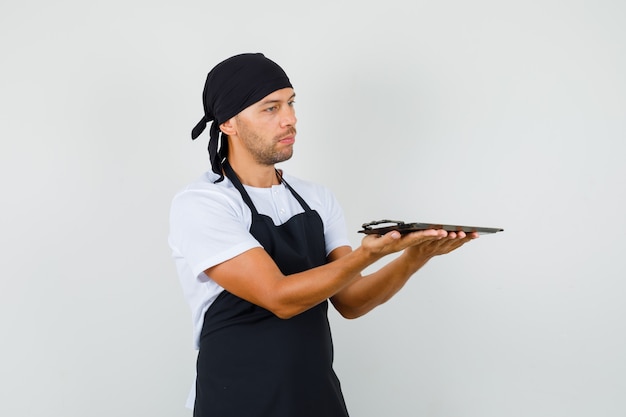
169, 52, 478, 416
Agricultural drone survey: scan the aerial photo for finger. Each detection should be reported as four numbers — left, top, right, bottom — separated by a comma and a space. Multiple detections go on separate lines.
421, 232, 467, 251
404, 229, 445, 238
438, 236, 474, 253
407, 229, 448, 244
386, 230, 402, 240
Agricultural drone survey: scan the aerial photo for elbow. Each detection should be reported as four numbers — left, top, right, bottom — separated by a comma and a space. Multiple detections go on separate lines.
272, 308, 298, 320
265, 299, 307, 320
341, 309, 369, 320
256, 285, 303, 319
333, 302, 368, 320
271, 300, 369, 320
274, 306, 363, 320
338, 310, 361, 320
269, 298, 331, 320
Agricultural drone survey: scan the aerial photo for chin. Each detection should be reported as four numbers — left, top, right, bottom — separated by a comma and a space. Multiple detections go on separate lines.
276, 150, 294, 163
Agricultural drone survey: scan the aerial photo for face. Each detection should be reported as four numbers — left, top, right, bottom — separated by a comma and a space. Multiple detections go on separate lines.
230, 88, 297, 166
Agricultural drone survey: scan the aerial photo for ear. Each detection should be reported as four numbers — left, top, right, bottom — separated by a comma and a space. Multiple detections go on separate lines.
219, 118, 237, 136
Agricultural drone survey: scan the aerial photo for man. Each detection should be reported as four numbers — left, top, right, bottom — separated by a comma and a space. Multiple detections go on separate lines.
169, 53, 477, 417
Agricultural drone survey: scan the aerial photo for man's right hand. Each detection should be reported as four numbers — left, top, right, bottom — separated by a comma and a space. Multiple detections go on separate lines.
360, 228, 450, 259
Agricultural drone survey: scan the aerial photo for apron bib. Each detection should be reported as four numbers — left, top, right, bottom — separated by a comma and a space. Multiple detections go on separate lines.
194, 161, 349, 417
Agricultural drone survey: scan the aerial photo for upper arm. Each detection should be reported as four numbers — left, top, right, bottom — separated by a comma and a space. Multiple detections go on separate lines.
208, 244, 366, 319
204, 247, 287, 313
170, 187, 264, 279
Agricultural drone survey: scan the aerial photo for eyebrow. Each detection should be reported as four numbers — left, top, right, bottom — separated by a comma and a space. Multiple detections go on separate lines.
258, 93, 296, 106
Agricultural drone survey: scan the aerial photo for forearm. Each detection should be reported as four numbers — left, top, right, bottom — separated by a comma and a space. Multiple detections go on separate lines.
330, 231, 478, 318
272, 246, 381, 318
235, 232, 419, 318
207, 230, 457, 319
331, 251, 432, 319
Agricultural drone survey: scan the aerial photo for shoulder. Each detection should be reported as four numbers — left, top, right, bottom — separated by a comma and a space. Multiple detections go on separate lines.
171, 172, 239, 209
169, 171, 252, 231
280, 173, 335, 201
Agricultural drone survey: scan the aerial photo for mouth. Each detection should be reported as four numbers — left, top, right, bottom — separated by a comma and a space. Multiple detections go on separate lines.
278, 130, 296, 145
278, 136, 295, 145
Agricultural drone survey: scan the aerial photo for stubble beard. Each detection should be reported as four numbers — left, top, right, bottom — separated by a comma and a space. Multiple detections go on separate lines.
239, 127, 296, 166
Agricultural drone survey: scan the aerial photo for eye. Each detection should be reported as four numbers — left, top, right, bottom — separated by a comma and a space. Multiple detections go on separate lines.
265, 106, 278, 112
288, 100, 296, 107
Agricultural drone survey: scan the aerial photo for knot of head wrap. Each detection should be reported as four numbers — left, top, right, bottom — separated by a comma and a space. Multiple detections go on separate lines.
191, 53, 293, 182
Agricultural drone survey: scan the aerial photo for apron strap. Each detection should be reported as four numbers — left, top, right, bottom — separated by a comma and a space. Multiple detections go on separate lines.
223, 159, 314, 214
277, 170, 314, 213
223, 160, 259, 216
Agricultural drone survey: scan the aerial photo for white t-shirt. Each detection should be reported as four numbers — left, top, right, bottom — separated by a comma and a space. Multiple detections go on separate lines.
168, 169, 351, 350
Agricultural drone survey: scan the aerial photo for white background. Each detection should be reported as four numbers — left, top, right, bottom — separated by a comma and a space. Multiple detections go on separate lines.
1, 0, 625, 416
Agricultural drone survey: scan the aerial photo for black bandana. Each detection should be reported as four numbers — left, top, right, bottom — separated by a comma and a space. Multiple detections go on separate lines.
191, 53, 293, 182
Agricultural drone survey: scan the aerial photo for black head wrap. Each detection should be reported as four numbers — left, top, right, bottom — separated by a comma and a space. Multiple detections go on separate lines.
191, 53, 293, 182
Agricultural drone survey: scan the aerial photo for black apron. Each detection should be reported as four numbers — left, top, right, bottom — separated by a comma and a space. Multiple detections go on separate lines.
194, 161, 349, 417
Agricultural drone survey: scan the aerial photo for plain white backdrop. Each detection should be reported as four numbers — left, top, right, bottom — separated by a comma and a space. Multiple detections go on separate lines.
1, 0, 625, 416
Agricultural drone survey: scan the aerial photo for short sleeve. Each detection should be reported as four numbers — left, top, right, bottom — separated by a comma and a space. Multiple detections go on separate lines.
169, 186, 261, 280
320, 186, 351, 255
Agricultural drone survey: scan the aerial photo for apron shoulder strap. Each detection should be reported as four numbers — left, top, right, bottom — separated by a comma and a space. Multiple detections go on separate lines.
276, 170, 313, 212
224, 159, 313, 214
223, 160, 259, 216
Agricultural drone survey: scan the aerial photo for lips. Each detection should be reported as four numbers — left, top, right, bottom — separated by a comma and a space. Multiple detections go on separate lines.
279, 136, 295, 144
278, 129, 297, 144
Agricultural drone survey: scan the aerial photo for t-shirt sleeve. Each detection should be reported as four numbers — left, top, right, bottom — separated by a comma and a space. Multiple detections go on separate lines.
169, 187, 261, 280
319, 186, 351, 255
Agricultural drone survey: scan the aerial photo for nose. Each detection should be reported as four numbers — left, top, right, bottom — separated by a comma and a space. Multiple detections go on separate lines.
280, 106, 297, 128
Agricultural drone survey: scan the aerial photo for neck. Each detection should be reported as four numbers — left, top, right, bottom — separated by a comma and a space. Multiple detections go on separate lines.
226, 156, 280, 188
